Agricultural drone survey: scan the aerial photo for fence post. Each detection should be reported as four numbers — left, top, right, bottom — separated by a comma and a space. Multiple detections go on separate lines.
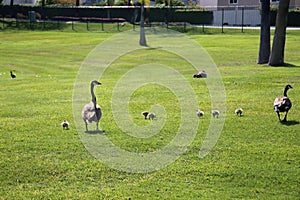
183, 7, 186, 32
221, 8, 224, 33
57, 20, 60, 30
241, 7, 244, 33
165, 5, 169, 29
42, 12, 45, 30
72, 19, 74, 31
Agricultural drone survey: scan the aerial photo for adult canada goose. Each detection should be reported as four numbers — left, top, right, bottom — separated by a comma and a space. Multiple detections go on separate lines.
10, 70, 16, 78
82, 80, 102, 131
273, 84, 293, 122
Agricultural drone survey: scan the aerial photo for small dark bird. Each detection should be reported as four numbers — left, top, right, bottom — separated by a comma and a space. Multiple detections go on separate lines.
10, 70, 16, 79
61, 120, 70, 130
141, 111, 156, 120
196, 109, 204, 118
147, 112, 156, 120
273, 84, 293, 122
142, 111, 149, 120
193, 71, 207, 78
235, 108, 243, 116
212, 110, 220, 118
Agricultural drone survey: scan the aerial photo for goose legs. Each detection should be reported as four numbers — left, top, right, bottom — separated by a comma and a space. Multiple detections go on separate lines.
84, 121, 101, 132
96, 122, 99, 131
277, 111, 289, 122
85, 121, 88, 131
282, 111, 289, 122
276, 111, 281, 121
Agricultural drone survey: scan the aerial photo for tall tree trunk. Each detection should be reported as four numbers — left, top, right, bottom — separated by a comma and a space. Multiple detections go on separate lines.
139, 3, 147, 46
269, 0, 290, 66
258, 0, 270, 64
10, 0, 14, 6
76, 0, 80, 6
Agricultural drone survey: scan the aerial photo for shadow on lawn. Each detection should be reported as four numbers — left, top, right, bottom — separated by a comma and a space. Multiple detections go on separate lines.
85, 130, 105, 134
282, 63, 300, 68
262, 63, 300, 68
271, 63, 300, 68
280, 120, 299, 126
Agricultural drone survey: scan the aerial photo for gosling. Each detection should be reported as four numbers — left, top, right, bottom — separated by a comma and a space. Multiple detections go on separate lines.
211, 110, 220, 118
196, 109, 204, 118
61, 120, 69, 130
235, 108, 243, 116
142, 111, 156, 120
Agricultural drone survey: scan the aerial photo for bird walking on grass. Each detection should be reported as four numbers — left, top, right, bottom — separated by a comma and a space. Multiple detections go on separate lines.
196, 109, 204, 118
235, 108, 243, 116
82, 81, 102, 132
142, 111, 156, 120
212, 110, 220, 118
10, 70, 16, 79
274, 84, 293, 122
61, 120, 70, 130
193, 70, 207, 78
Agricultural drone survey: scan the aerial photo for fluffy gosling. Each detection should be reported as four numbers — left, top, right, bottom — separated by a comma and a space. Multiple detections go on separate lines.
235, 108, 243, 116
211, 110, 220, 118
193, 70, 207, 78
142, 111, 156, 120
61, 120, 69, 130
196, 109, 204, 118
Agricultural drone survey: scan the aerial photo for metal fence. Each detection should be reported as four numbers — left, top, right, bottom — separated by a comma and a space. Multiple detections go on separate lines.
213, 7, 261, 26
0, 5, 299, 31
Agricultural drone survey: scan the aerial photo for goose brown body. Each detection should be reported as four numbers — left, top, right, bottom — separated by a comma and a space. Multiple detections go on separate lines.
273, 85, 292, 122
82, 81, 102, 131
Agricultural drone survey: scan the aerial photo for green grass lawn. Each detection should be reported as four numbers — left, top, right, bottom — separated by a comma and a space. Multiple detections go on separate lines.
0, 26, 299, 199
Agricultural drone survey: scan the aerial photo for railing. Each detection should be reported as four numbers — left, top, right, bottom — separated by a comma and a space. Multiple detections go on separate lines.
0, 5, 299, 31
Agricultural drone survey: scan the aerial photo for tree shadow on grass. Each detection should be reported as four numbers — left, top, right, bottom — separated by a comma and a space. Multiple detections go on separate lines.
280, 120, 299, 126
282, 63, 300, 68
270, 63, 300, 68
85, 130, 105, 134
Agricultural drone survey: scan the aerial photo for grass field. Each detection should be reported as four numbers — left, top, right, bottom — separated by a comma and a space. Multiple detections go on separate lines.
0, 25, 299, 199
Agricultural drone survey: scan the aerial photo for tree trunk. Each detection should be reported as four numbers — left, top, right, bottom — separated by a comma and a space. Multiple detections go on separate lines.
139, 3, 147, 47
10, 0, 14, 6
258, 0, 270, 64
269, 0, 290, 66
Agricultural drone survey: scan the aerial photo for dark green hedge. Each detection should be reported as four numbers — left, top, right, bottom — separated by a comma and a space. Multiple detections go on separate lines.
0, 5, 213, 25
270, 10, 300, 26
2, 6, 299, 26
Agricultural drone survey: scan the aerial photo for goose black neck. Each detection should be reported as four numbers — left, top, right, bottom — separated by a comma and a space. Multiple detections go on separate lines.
283, 87, 289, 97
91, 84, 97, 103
